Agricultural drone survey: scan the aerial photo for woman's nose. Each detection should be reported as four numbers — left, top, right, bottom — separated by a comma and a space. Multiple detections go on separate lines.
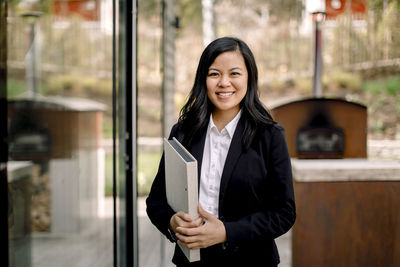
218, 75, 230, 87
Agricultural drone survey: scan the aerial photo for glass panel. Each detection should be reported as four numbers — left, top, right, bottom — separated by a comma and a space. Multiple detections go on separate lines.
136, 1, 162, 266
6, 0, 114, 266
137, 0, 175, 266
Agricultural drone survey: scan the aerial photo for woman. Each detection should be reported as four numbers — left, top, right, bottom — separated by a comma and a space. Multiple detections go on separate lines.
146, 37, 296, 267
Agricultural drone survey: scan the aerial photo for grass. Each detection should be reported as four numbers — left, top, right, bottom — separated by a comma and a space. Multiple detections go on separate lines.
138, 150, 162, 196
105, 153, 113, 196
363, 76, 400, 117
103, 117, 113, 139
7, 79, 46, 98
363, 76, 400, 96
105, 149, 162, 196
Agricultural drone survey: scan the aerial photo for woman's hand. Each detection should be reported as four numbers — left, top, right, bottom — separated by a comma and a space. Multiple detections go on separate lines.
170, 211, 203, 234
175, 204, 227, 249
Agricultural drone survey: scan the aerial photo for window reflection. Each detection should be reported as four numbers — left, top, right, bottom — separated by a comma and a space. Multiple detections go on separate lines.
7, 1, 114, 266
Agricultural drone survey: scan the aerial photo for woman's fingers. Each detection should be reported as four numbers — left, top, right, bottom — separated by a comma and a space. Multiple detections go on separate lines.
170, 211, 201, 233
176, 225, 202, 236
174, 213, 227, 249
176, 234, 206, 249
175, 211, 193, 222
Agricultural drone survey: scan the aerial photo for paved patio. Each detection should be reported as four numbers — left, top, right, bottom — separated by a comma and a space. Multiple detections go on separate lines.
138, 197, 292, 267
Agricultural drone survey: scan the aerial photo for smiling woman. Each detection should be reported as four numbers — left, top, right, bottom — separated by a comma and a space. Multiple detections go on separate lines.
146, 37, 296, 267
206, 51, 248, 131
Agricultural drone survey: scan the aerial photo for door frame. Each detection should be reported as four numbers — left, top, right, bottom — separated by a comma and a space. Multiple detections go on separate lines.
0, 0, 8, 265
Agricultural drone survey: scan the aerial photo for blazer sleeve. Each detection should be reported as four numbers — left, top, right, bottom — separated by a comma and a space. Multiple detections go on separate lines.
145, 124, 180, 242
223, 125, 296, 247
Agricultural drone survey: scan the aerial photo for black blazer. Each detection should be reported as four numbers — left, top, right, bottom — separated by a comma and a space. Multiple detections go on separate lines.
146, 118, 296, 267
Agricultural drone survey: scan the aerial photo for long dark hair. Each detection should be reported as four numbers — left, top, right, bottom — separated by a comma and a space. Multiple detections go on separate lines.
178, 37, 275, 150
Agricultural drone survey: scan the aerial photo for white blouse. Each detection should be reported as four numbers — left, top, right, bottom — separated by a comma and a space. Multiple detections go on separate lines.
199, 110, 242, 218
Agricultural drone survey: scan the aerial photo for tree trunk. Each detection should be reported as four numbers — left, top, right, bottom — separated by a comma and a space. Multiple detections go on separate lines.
162, 0, 177, 138
202, 0, 216, 46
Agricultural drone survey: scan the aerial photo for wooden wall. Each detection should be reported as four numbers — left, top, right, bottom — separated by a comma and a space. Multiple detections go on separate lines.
292, 181, 400, 267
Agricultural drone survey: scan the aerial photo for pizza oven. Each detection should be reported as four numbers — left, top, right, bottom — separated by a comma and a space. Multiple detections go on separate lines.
271, 98, 367, 159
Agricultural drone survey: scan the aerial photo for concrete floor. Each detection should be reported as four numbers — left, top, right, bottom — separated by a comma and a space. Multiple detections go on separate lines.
12, 197, 290, 267
10, 139, 399, 267
138, 197, 292, 267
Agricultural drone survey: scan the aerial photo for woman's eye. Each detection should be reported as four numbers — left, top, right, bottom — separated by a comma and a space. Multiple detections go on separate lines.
208, 72, 219, 77
231, 72, 241, 76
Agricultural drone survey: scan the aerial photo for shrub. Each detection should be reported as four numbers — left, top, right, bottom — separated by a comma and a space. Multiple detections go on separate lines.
329, 71, 362, 92
46, 74, 112, 97
294, 77, 312, 95
363, 76, 400, 96
386, 77, 400, 96
46, 74, 81, 93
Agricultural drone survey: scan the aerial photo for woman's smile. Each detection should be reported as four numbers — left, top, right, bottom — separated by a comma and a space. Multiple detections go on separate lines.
206, 50, 248, 117
216, 91, 235, 98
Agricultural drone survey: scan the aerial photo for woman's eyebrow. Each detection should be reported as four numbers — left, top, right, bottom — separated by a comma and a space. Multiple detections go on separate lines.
208, 67, 243, 71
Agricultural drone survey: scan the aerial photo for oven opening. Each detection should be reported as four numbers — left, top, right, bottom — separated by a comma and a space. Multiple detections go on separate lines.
296, 109, 345, 158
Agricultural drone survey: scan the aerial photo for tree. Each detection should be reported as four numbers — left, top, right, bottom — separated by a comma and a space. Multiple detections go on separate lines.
202, 0, 216, 46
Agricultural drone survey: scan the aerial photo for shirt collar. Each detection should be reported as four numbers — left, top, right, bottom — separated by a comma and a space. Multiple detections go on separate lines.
208, 109, 242, 138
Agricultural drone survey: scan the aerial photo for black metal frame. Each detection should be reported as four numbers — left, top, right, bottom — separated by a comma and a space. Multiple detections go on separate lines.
117, 0, 138, 266
112, 0, 117, 265
0, 0, 8, 265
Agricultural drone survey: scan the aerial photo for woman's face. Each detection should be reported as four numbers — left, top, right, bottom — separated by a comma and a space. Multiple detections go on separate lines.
206, 50, 248, 116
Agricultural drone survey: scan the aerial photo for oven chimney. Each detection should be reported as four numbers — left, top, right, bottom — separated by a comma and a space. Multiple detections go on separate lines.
312, 11, 325, 98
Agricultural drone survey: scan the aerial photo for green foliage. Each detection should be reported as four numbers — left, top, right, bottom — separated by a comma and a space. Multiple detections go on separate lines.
139, 0, 159, 19
396, 95, 400, 114
369, 0, 400, 25
371, 119, 385, 133
7, 79, 46, 97
363, 76, 400, 129
105, 153, 113, 196
266, 0, 304, 22
363, 79, 384, 94
178, 0, 202, 33
268, 78, 287, 92
7, 79, 27, 97
386, 77, 400, 95
8, 0, 52, 14
370, 0, 400, 11
46, 74, 112, 97
103, 116, 113, 139
363, 76, 400, 96
330, 72, 362, 92
138, 104, 161, 122
294, 77, 312, 95
47, 74, 78, 93
138, 150, 162, 196
226, 0, 304, 22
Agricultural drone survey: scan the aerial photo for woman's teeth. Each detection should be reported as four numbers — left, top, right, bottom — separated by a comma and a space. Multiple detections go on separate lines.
218, 92, 233, 96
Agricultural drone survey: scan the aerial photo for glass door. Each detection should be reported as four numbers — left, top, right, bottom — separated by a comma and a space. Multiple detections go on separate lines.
2, 0, 127, 266
2, 0, 139, 265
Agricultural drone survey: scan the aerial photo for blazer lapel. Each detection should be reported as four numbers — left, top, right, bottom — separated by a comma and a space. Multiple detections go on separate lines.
218, 118, 245, 212
190, 129, 207, 183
